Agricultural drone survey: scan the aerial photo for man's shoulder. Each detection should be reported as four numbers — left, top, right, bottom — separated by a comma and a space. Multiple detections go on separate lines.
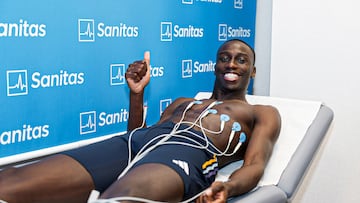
252, 104, 281, 120
252, 103, 278, 110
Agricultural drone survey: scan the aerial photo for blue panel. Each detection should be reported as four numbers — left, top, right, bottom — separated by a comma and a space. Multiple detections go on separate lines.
0, 0, 256, 160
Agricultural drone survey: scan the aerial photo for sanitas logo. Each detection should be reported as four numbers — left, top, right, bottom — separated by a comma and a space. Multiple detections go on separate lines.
6, 69, 85, 96
1, 124, 50, 145
182, 59, 215, 78
160, 22, 204, 41
78, 18, 139, 42
218, 24, 251, 41
0, 19, 46, 37
110, 63, 164, 86
80, 109, 129, 135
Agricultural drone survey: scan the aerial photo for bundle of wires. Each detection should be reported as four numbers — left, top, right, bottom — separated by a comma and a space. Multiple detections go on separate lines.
89, 100, 247, 203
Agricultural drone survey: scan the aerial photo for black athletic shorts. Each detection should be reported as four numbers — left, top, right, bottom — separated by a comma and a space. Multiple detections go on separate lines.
61, 122, 219, 200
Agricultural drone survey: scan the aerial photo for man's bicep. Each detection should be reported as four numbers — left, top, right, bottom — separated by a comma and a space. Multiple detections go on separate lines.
243, 106, 281, 167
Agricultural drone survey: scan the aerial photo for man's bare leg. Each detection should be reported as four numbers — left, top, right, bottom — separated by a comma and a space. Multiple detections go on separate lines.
100, 163, 184, 203
0, 154, 94, 203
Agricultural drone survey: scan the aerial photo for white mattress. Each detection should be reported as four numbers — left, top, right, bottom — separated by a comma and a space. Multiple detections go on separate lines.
194, 93, 322, 186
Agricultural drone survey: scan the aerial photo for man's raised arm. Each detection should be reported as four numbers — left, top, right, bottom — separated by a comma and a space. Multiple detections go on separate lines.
125, 51, 151, 131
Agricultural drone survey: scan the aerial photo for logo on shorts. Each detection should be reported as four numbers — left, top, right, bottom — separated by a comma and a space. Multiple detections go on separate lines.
6, 70, 28, 96
80, 111, 97, 134
173, 159, 190, 175
110, 64, 126, 85
202, 155, 218, 178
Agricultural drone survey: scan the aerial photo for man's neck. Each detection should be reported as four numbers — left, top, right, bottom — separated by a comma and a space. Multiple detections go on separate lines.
210, 90, 247, 101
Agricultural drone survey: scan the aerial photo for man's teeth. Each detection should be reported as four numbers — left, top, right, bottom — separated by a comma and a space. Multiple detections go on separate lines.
224, 73, 239, 81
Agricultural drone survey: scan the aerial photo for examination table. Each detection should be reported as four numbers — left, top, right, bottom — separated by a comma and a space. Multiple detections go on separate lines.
0, 93, 334, 203
195, 92, 334, 203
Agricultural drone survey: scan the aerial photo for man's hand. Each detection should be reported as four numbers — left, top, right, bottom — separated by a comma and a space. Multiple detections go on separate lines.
196, 181, 229, 203
125, 51, 150, 94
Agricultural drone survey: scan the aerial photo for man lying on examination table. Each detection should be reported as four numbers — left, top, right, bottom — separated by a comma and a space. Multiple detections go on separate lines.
0, 39, 281, 203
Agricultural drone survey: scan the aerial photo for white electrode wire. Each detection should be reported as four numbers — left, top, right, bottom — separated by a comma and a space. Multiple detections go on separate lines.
130, 101, 215, 165
122, 121, 237, 181
170, 107, 232, 156
171, 100, 221, 146
119, 105, 149, 178
119, 100, 241, 179
171, 101, 196, 132
169, 118, 244, 157
182, 105, 224, 153
195, 107, 243, 156
142, 126, 238, 157
172, 100, 218, 133
119, 133, 172, 178
155, 136, 240, 157
218, 135, 234, 156
176, 121, 223, 134
127, 105, 148, 165
90, 100, 244, 203
132, 101, 234, 169
119, 133, 171, 179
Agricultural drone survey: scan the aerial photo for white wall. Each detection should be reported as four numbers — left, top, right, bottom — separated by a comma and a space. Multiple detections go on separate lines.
270, 0, 360, 202
254, 0, 273, 96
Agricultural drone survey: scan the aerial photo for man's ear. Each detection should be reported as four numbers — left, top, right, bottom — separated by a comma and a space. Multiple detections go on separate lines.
251, 66, 256, 78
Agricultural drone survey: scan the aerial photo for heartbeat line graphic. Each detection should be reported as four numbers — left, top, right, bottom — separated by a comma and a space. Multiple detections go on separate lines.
162, 26, 172, 38
80, 23, 94, 38
111, 67, 124, 81
6, 70, 28, 96
9, 74, 27, 91
219, 26, 227, 39
183, 63, 192, 74
81, 115, 96, 130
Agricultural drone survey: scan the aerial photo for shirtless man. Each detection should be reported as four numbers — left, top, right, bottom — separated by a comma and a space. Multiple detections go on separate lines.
0, 39, 281, 203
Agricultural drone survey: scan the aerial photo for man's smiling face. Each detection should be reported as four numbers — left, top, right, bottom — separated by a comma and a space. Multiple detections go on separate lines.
214, 40, 256, 93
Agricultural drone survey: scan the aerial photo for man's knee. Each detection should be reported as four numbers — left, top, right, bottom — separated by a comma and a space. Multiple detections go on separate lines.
0, 155, 95, 203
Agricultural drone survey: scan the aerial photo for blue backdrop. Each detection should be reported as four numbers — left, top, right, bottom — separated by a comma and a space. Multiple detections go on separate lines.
0, 0, 256, 164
